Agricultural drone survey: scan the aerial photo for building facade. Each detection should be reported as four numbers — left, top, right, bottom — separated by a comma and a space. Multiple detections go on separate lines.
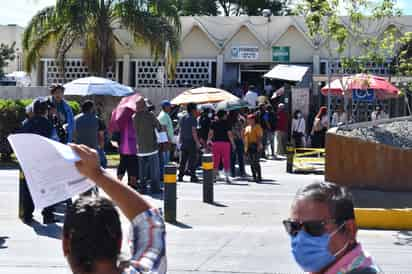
30, 15, 412, 93
0, 24, 24, 74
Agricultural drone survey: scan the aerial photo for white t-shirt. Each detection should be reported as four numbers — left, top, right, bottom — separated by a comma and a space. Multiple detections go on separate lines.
243, 91, 258, 107
331, 112, 348, 127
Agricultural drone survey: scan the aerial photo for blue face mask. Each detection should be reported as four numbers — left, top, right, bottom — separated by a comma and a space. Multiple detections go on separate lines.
291, 224, 347, 272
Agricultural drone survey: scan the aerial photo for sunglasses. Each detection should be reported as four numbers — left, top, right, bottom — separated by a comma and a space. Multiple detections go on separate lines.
283, 219, 337, 237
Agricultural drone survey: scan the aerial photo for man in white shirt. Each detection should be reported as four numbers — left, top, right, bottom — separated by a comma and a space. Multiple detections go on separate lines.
371, 105, 388, 121
243, 85, 259, 107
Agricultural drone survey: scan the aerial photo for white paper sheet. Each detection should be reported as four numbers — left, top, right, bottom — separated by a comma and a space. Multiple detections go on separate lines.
8, 134, 94, 209
156, 131, 169, 144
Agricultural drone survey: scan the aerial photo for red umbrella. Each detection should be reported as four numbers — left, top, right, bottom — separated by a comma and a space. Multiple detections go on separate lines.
109, 93, 142, 133
321, 74, 399, 99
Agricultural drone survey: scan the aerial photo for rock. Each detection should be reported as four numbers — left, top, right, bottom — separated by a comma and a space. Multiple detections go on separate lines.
337, 121, 412, 149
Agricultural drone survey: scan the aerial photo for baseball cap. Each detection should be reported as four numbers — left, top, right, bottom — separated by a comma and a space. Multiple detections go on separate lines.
33, 97, 49, 114
161, 100, 171, 108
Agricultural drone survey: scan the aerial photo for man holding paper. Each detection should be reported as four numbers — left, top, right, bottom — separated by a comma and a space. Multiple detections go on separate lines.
18, 97, 58, 224
66, 144, 166, 274
157, 100, 174, 184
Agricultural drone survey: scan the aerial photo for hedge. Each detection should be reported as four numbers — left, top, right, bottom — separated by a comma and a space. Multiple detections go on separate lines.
0, 98, 80, 161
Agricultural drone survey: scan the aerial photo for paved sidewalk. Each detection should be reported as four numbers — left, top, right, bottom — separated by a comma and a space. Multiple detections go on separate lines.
1, 160, 412, 273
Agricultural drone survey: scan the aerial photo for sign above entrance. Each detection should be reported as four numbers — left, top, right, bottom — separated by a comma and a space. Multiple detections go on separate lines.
231, 46, 259, 60
272, 46, 290, 62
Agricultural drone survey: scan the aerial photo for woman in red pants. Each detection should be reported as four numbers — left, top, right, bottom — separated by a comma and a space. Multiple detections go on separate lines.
207, 110, 235, 183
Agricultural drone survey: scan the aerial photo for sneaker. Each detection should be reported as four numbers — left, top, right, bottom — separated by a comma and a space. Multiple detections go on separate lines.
137, 185, 148, 194
178, 175, 184, 182
43, 215, 55, 225
190, 176, 199, 183
225, 176, 232, 183
151, 189, 163, 195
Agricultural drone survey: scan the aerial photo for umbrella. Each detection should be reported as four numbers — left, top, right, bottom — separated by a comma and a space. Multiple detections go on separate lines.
108, 93, 142, 133
171, 87, 238, 105
216, 98, 251, 111
321, 74, 399, 99
63, 76, 134, 96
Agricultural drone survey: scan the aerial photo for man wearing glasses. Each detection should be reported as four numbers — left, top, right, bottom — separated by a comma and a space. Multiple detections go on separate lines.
283, 182, 379, 274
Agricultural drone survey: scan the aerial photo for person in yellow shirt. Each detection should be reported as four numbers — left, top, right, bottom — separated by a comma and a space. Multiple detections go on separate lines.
243, 114, 263, 183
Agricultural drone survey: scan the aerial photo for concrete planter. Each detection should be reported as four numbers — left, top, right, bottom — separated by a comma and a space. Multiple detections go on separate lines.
325, 117, 412, 192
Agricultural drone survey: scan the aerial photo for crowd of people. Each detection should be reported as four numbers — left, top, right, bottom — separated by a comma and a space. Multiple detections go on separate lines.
15, 82, 384, 274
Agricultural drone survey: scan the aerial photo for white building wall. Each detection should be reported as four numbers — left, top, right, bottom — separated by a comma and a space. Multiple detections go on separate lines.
0, 25, 24, 74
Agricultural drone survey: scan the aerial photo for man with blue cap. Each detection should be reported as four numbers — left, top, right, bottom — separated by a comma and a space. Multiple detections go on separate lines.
157, 100, 174, 184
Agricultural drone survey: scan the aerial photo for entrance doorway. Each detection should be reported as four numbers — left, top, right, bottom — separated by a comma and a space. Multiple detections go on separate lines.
239, 63, 271, 91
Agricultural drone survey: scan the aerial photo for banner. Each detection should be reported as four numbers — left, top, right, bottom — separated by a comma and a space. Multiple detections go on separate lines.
231, 46, 259, 60
272, 46, 290, 62
292, 88, 310, 118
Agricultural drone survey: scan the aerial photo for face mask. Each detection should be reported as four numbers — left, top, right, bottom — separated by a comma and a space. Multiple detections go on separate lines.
208, 113, 213, 118
296, 113, 302, 118
291, 223, 346, 272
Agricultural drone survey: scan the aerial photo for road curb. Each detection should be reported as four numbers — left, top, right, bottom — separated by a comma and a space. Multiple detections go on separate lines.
355, 208, 412, 230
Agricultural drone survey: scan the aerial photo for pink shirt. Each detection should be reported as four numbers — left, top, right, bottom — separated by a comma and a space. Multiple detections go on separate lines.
310, 244, 379, 274
119, 117, 137, 155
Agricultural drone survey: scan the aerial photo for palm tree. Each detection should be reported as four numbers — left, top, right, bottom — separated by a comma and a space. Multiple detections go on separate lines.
23, 0, 181, 79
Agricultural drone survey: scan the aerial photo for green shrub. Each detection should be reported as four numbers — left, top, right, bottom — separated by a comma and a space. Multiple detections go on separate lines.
0, 98, 80, 160
67, 101, 81, 115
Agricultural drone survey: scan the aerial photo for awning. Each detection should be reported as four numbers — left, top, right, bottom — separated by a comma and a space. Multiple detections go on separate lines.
264, 64, 309, 82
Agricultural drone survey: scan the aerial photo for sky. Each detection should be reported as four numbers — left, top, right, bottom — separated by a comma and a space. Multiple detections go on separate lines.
1, 0, 412, 27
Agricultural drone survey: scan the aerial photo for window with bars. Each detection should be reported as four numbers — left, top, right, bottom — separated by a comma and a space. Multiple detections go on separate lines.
42, 59, 116, 85
135, 59, 215, 88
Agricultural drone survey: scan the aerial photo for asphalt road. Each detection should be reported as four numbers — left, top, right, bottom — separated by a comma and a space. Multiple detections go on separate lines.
0, 160, 411, 273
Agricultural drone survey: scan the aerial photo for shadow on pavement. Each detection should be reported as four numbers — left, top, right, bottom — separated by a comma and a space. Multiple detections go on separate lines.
205, 201, 228, 208
226, 181, 250, 186
167, 221, 192, 229
30, 220, 62, 240
258, 179, 280, 185
0, 236, 9, 249
394, 231, 412, 246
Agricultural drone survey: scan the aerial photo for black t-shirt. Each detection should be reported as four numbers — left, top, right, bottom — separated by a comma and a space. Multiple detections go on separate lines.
199, 115, 211, 140
20, 116, 54, 138
211, 119, 231, 142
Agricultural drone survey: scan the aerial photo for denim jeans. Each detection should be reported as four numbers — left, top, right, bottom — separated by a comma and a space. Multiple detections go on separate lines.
138, 153, 161, 192
98, 148, 107, 169
178, 141, 197, 178
230, 138, 245, 177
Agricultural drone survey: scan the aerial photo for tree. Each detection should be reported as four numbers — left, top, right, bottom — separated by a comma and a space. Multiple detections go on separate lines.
0, 43, 16, 78
176, 0, 219, 16
296, 0, 402, 119
23, 0, 181, 78
217, 0, 291, 16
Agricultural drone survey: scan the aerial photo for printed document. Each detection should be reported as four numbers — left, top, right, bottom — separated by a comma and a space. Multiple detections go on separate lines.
8, 134, 93, 209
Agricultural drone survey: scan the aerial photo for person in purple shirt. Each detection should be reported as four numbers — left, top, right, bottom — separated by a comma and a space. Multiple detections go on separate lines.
117, 115, 138, 189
